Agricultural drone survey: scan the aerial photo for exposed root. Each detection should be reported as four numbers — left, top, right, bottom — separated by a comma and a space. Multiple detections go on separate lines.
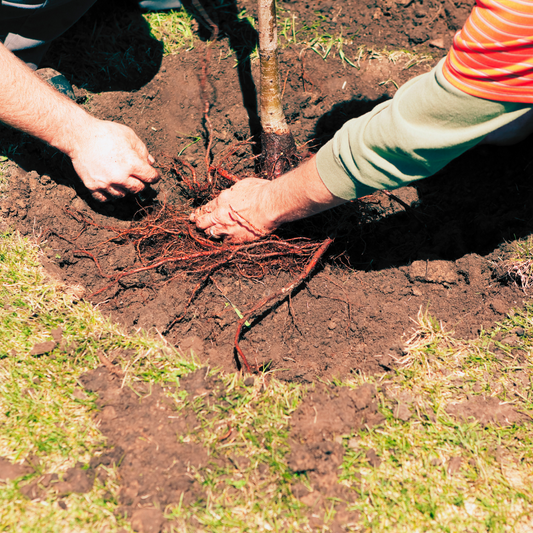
234, 236, 333, 372
228, 204, 271, 238
164, 139, 257, 202
68, 202, 328, 324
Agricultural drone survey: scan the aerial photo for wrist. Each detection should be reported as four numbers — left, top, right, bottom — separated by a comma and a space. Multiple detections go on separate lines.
47, 105, 95, 157
268, 156, 346, 226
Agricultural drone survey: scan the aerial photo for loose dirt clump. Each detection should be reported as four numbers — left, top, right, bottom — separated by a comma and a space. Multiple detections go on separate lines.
446, 396, 530, 427
80, 365, 213, 532
287, 383, 384, 530
0, 457, 33, 482
19, 466, 94, 501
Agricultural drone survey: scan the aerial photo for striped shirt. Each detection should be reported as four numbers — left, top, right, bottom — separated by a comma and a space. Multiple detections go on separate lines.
443, 0, 533, 103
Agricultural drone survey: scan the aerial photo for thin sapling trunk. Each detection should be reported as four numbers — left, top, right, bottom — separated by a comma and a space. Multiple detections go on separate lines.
258, 0, 298, 179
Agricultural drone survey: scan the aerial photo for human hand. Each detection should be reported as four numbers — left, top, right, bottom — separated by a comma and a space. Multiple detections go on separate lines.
190, 156, 345, 242
190, 178, 279, 242
68, 118, 160, 202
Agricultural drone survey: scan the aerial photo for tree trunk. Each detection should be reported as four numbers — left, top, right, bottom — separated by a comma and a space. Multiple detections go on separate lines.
257, 0, 298, 179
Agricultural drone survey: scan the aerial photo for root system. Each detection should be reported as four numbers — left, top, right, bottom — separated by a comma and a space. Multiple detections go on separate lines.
66, 28, 334, 372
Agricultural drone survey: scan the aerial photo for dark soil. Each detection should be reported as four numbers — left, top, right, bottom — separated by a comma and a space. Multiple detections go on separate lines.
2, 0, 528, 384
3, 0, 533, 529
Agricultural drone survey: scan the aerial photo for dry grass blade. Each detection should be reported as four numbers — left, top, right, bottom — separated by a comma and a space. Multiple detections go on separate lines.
495, 236, 533, 292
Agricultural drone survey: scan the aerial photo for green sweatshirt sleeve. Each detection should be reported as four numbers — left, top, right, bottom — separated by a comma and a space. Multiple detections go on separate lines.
316, 58, 532, 200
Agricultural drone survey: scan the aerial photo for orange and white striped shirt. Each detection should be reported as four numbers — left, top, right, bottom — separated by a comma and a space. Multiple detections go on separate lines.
443, 0, 533, 103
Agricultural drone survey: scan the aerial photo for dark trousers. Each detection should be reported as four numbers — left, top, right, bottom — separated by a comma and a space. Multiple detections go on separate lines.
0, 0, 97, 69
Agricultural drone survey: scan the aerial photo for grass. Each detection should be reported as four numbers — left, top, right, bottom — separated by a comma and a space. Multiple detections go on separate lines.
120, 2, 430, 71
498, 235, 533, 291
274, 6, 431, 70
2, 230, 533, 532
337, 308, 533, 531
143, 9, 196, 55
0, 159, 9, 196
167, 374, 306, 531
0, 230, 309, 532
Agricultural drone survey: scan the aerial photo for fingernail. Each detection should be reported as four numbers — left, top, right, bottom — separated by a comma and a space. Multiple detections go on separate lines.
148, 154, 155, 165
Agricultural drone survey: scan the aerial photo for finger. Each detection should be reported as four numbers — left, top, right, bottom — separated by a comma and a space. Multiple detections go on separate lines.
206, 226, 224, 240
194, 210, 219, 230
120, 176, 146, 195
106, 185, 127, 198
92, 190, 108, 203
227, 233, 252, 243
131, 160, 161, 184
226, 226, 259, 243
191, 201, 217, 224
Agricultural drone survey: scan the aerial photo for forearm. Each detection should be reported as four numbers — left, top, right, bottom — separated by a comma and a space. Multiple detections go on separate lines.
316, 58, 533, 201
262, 156, 347, 225
0, 43, 159, 201
193, 60, 533, 242
0, 42, 93, 155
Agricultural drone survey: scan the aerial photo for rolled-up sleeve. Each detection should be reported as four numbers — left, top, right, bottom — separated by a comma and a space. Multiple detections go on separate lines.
316, 58, 533, 200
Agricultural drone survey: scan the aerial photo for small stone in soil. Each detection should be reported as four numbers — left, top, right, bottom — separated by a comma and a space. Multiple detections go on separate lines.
366, 449, 381, 468
447, 456, 462, 475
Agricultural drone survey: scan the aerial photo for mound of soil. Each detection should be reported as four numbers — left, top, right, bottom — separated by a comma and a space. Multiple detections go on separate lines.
1, 0, 530, 384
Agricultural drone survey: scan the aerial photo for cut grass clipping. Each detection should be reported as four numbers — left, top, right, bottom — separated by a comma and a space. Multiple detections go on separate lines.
2, 230, 533, 531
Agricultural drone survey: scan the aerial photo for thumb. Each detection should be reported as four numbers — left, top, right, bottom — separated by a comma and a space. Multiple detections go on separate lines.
131, 159, 160, 184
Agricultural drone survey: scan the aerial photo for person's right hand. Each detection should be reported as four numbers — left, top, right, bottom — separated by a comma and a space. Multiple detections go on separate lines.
0, 43, 159, 202
67, 118, 160, 202
190, 178, 278, 242
190, 156, 347, 242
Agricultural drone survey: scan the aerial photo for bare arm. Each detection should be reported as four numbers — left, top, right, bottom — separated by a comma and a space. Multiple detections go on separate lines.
0, 43, 159, 201
190, 156, 346, 242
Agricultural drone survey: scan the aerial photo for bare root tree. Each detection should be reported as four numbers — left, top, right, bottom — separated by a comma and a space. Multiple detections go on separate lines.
258, 0, 298, 179
70, 3, 335, 372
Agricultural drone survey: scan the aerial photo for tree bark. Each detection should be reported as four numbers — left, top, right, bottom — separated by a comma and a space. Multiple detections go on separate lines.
257, 0, 298, 179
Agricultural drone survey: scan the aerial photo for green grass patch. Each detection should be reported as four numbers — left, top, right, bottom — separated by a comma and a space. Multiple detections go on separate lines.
336, 309, 533, 532
0, 231, 198, 531
143, 9, 196, 55
165, 373, 307, 531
